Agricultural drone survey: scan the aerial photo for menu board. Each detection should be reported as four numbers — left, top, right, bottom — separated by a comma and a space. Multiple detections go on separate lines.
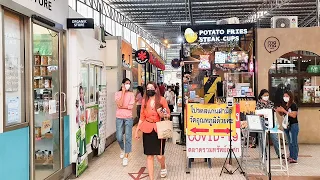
98, 85, 107, 156
215, 51, 248, 64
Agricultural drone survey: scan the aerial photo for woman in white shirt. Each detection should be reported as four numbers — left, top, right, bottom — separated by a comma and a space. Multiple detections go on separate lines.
164, 86, 175, 119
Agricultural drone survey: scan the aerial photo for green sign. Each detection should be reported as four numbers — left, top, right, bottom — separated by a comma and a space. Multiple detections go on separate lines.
307, 65, 320, 73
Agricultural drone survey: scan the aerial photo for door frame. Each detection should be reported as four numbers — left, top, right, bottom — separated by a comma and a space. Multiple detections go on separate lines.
30, 18, 66, 180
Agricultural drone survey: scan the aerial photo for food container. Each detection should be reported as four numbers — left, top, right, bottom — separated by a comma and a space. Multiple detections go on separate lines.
34, 67, 40, 76
48, 57, 53, 65
41, 56, 48, 65
39, 79, 45, 88
35, 127, 41, 138
44, 79, 51, 88
34, 79, 39, 88
34, 55, 41, 65
40, 67, 47, 76
43, 101, 49, 113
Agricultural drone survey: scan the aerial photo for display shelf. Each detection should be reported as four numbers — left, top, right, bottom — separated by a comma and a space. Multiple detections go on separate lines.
34, 76, 52, 79
35, 133, 53, 141
35, 159, 54, 166
34, 65, 57, 67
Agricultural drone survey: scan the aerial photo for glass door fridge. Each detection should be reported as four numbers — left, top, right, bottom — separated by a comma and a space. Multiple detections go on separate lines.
32, 22, 63, 180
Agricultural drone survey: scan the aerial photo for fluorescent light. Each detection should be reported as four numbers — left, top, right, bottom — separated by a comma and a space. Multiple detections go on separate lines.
172, 21, 190, 24
195, 20, 216, 23
146, 22, 167, 25
177, 37, 183, 43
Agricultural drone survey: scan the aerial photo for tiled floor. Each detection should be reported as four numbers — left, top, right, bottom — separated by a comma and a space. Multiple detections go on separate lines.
76, 127, 320, 180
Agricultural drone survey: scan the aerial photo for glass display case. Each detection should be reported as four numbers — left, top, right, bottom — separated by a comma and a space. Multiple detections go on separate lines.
226, 72, 255, 97
32, 23, 61, 180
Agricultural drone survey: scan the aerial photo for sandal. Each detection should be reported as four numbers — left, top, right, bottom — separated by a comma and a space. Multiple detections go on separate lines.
160, 168, 167, 178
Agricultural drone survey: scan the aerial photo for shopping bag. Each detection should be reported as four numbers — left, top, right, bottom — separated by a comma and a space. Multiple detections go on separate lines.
156, 120, 173, 139
282, 114, 289, 129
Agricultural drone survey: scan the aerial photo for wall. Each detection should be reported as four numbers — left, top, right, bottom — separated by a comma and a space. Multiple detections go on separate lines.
0, 127, 29, 180
257, 27, 320, 144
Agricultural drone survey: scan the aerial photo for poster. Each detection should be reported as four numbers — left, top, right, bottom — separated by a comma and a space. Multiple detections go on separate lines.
98, 85, 107, 156
186, 104, 241, 158
186, 103, 236, 136
6, 97, 20, 125
85, 105, 99, 154
239, 100, 256, 121
75, 85, 88, 177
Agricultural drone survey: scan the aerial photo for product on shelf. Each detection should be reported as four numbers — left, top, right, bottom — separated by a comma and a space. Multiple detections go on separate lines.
35, 127, 41, 138
43, 101, 49, 113
34, 67, 40, 76
40, 67, 47, 76
34, 102, 39, 114
39, 79, 45, 88
44, 79, 51, 88
34, 79, 39, 88
35, 55, 41, 65
41, 56, 48, 65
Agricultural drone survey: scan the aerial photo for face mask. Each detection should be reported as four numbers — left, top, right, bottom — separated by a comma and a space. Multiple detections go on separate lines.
146, 90, 156, 97
125, 84, 130, 90
262, 96, 269, 101
283, 97, 290, 102
168, 89, 171, 92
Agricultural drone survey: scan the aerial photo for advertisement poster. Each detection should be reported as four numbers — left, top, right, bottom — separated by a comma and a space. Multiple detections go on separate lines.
75, 86, 88, 177
6, 97, 20, 125
186, 104, 241, 158
85, 105, 99, 154
98, 85, 107, 155
239, 100, 256, 121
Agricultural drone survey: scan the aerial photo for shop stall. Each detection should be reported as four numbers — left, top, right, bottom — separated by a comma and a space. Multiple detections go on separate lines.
137, 37, 165, 86
67, 9, 107, 178
0, 1, 69, 180
179, 23, 256, 172
257, 27, 320, 144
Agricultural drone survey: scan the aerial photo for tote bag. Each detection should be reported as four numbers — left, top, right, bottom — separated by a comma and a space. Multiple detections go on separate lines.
156, 116, 173, 139
282, 114, 289, 129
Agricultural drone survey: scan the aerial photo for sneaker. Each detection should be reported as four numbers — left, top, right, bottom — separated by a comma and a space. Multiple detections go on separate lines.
122, 157, 128, 166
120, 151, 125, 159
160, 168, 167, 178
289, 159, 298, 164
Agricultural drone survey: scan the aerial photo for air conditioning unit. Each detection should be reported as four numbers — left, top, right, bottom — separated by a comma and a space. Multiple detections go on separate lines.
271, 16, 298, 28
216, 17, 240, 25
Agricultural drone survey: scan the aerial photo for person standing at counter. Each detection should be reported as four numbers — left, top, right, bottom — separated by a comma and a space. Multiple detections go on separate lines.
276, 91, 299, 164
115, 78, 135, 166
135, 81, 170, 179
256, 89, 283, 159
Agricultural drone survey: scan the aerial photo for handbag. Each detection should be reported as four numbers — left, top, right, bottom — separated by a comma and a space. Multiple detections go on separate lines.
156, 116, 173, 139
282, 113, 289, 129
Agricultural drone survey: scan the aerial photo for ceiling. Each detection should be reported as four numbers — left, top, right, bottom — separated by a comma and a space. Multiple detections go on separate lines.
108, 0, 318, 44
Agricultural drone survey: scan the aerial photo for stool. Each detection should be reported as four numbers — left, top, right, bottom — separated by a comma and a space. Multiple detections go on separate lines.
264, 129, 289, 176
241, 128, 265, 172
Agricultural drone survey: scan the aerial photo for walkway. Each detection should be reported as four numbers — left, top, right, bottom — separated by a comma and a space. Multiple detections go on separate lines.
76, 126, 320, 180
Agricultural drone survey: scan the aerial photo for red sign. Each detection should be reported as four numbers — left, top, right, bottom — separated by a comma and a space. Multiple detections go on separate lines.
128, 167, 149, 180
148, 52, 165, 70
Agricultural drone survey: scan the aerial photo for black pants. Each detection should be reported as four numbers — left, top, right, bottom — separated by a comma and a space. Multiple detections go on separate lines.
137, 105, 141, 120
168, 105, 174, 121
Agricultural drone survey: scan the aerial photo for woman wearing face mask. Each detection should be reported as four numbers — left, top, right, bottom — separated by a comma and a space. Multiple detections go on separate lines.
135, 81, 170, 180
164, 86, 175, 116
256, 89, 283, 159
276, 91, 299, 164
115, 78, 135, 166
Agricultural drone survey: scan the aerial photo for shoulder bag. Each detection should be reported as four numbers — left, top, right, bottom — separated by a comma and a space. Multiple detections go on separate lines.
156, 109, 173, 139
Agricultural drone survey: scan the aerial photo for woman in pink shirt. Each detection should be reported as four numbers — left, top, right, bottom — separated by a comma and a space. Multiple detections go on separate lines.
115, 78, 135, 166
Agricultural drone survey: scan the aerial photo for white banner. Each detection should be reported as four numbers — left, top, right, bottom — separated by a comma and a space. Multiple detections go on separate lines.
186, 128, 242, 158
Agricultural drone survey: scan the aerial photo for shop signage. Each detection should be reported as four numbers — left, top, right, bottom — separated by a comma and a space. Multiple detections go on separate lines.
186, 103, 241, 158
181, 24, 253, 44
307, 65, 320, 73
186, 103, 237, 136
149, 53, 165, 70
13, 0, 68, 28
67, 18, 94, 29
135, 49, 149, 64
264, 36, 280, 53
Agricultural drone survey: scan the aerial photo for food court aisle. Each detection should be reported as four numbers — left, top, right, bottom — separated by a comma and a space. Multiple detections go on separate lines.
76, 126, 320, 180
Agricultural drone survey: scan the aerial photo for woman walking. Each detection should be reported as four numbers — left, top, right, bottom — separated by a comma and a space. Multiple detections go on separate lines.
164, 86, 175, 116
276, 91, 299, 164
135, 81, 170, 180
135, 86, 144, 120
115, 78, 135, 166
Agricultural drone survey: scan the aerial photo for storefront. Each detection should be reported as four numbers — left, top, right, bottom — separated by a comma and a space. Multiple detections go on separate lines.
0, 0, 68, 180
137, 37, 165, 86
257, 27, 320, 144
180, 24, 256, 104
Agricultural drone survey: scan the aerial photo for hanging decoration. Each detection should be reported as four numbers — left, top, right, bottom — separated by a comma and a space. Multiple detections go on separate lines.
171, 58, 181, 68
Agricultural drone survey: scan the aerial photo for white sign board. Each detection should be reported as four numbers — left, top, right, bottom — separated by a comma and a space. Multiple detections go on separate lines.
98, 86, 107, 155
12, 0, 68, 28
186, 128, 241, 158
